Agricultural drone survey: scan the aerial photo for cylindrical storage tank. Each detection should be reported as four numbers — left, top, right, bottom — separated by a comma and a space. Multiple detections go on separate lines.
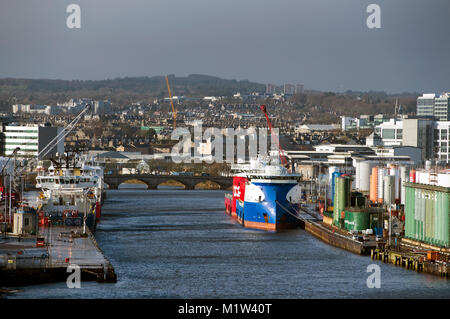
370, 167, 378, 203
425, 160, 432, 171
355, 161, 361, 190
390, 166, 400, 202
400, 166, 409, 205
352, 211, 371, 231
383, 175, 395, 205
359, 161, 372, 192
416, 170, 423, 184
410, 169, 416, 183
377, 168, 386, 203
328, 166, 338, 185
437, 173, 450, 187
418, 170, 430, 185
328, 166, 338, 204
333, 176, 350, 226
331, 171, 342, 207
353, 160, 359, 190
344, 211, 353, 230
333, 177, 344, 225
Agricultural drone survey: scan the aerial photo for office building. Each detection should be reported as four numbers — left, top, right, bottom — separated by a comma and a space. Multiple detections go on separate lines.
434, 121, 450, 164
417, 93, 450, 121
2, 124, 64, 158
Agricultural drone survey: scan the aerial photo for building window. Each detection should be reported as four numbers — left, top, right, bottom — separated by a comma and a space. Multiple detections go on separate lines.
441, 130, 448, 140
382, 129, 395, 139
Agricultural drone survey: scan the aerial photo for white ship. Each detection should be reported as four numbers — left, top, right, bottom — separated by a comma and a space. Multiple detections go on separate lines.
35, 153, 105, 229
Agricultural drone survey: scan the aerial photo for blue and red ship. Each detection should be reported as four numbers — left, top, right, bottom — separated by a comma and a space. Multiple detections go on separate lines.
224, 157, 302, 231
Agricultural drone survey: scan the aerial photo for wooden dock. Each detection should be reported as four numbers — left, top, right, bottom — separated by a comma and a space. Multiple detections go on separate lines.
371, 243, 449, 278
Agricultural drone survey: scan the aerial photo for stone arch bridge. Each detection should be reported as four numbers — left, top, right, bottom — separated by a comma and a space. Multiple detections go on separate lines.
104, 174, 233, 190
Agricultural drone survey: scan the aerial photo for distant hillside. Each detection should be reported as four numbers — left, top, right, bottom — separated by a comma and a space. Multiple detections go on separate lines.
0, 74, 266, 105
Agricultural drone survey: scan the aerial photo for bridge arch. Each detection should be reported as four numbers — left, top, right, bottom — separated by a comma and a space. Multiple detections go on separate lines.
156, 179, 187, 189
118, 178, 150, 189
194, 180, 222, 190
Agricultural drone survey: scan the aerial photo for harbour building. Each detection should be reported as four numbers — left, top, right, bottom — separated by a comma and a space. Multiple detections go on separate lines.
2, 124, 64, 158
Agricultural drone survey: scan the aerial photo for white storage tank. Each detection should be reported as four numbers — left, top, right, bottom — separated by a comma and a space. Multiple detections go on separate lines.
377, 168, 386, 202
437, 173, 450, 187
354, 160, 361, 190
359, 161, 372, 192
417, 170, 431, 185
425, 160, 432, 171
383, 175, 395, 205
400, 165, 409, 205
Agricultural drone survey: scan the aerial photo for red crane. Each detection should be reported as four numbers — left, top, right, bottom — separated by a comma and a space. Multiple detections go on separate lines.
260, 105, 288, 166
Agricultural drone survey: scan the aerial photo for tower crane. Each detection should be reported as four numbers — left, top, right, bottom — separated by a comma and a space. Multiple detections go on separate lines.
165, 75, 177, 129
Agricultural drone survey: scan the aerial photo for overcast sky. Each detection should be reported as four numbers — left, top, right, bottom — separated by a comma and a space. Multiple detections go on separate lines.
0, 0, 449, 93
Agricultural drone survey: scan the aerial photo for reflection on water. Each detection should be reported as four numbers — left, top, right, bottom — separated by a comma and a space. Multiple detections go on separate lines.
8, 188, 450, 299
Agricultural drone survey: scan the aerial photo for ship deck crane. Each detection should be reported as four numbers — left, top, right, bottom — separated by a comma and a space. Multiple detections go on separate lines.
15, 103, 92, 178
165, 76, 177, 129
260, 104, 288, 167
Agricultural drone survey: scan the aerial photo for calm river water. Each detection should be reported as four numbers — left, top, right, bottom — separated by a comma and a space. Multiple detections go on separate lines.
8, 188, 450, 298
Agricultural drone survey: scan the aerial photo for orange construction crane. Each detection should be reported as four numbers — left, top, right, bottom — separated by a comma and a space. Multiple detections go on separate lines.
260, 104, 288, 166
165, 75, 177, 129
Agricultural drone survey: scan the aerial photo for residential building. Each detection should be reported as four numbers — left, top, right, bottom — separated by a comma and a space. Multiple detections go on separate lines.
283, 83, 304, 95
12, 104, 55, 115
341, 116, 357, 131
266, 84, 277, 94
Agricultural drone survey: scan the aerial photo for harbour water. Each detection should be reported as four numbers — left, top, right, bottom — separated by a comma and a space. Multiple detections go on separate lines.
7, 188, 450, 298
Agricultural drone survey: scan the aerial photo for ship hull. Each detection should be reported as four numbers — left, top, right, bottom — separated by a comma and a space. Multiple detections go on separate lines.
226, 180, 301, 231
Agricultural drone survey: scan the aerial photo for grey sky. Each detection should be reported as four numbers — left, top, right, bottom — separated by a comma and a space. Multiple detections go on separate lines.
0, 0, 449, 93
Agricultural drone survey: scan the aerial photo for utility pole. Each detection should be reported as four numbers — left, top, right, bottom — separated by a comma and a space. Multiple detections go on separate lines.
388, 204, 392, 247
